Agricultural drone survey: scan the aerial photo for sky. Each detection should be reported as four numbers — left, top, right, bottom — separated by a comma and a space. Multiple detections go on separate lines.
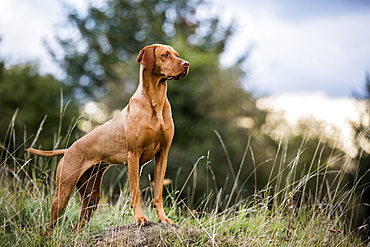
1, 0, 370, 141
1, 0, 369, 98
216, 0, 370, 97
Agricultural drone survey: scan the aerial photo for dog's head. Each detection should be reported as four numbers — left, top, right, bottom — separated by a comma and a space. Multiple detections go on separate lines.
137, 44, 189, 80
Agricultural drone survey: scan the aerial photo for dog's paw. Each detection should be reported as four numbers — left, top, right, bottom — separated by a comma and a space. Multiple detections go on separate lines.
137, 221, 152, 227
135, 215, 151, 226
159, 217, 178, 228
158, 217, 173, 225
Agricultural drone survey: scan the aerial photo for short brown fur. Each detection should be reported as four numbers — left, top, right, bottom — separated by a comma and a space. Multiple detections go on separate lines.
26, 44, 189, 236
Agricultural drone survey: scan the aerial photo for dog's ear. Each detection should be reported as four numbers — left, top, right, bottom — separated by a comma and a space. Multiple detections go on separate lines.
137, 45, 156, 74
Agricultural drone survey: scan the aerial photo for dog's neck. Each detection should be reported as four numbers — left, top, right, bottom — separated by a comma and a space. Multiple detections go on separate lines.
136, 65, 168, 111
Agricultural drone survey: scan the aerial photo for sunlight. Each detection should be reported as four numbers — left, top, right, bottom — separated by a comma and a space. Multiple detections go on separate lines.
256, 92, 363, 156
85, 101, 98, 115
78, 101, 111, 133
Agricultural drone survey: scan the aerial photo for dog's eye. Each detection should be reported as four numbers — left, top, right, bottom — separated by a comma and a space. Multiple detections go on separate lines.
162, 54, 169, 57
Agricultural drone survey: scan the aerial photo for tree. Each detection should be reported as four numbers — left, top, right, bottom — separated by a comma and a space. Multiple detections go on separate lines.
0, 62, 79, 161
52, 0, 233, 99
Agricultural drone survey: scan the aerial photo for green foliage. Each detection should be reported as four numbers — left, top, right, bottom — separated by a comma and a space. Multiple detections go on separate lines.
0, 63, 79, 150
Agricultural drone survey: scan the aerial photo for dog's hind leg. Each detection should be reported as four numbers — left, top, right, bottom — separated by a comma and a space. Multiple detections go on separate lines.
45, 157, 80, 236
72, 164, 108, 232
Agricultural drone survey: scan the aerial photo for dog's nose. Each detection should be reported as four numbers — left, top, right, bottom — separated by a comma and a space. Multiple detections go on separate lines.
182, 60, 190, 68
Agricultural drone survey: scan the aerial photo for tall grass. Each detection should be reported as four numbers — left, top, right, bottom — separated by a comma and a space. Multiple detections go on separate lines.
0, 110, 367, 246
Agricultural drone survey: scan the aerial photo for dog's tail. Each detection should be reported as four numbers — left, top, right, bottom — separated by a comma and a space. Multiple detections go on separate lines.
26, 148, 66, 157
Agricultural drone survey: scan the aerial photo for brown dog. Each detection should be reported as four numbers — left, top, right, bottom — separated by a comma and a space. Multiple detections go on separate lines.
26, 44, 189, 235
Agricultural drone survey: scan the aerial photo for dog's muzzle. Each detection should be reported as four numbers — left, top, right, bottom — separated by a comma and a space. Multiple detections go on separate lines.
168, 60, 189, 80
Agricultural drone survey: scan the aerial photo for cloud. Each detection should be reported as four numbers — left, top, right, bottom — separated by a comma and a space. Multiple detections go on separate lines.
266, 0, 370, 21
219, 0, 370, 97
0, 0, 61, 75
0, 0, 89, 74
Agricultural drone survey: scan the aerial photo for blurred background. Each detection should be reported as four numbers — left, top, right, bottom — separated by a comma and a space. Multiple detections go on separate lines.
1, 0, 370, 235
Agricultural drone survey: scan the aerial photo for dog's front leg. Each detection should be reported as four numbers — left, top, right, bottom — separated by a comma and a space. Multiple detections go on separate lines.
153, 150, 173, 224
127, 152, 150, 224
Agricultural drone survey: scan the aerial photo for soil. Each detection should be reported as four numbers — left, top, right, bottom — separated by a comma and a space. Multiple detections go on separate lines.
91, 223, 203, 247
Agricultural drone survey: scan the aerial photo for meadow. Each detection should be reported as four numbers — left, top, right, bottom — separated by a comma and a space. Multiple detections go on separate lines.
0, 114, 367, 246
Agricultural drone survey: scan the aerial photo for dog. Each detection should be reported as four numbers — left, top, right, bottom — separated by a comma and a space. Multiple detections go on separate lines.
26, 44, 189, 235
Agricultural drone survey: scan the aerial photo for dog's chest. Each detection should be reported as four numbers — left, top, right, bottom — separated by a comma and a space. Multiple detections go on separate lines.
144, 116, 173, 143
138, 117, 173, 164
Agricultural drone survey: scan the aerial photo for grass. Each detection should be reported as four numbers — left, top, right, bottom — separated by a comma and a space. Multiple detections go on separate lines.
0, 174, 364, 246
0, 111, 368, 246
